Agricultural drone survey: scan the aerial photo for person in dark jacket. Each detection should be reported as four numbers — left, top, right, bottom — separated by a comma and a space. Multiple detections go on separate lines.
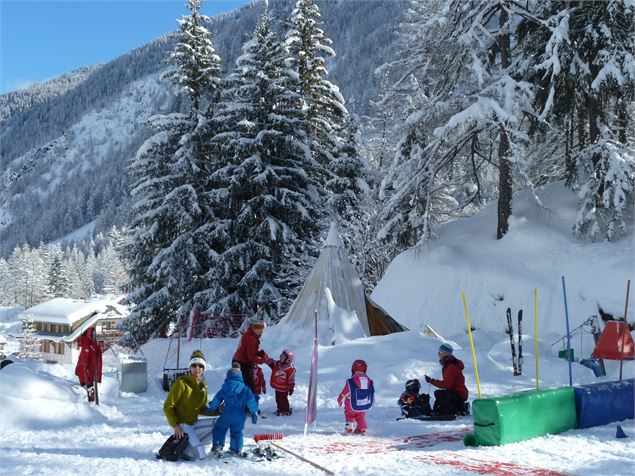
424, 343, 469, 416
232, 318, 268, 393
207, 363, 259, 455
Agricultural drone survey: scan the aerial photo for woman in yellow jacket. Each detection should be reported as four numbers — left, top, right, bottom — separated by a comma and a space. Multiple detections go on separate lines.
163, 350, 219, 459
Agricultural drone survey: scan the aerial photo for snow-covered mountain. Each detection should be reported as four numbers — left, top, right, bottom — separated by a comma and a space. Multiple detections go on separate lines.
0, 0, 406, 256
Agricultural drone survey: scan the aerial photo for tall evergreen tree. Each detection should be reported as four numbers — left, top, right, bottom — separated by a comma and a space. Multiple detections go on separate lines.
198, 7, 320, 321
19, 315, 41, 360
49, 255, 69, 298
123, 0, 223, 343
285, 0, 349, 193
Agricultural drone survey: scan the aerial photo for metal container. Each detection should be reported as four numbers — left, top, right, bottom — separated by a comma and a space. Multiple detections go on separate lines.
117, 355, 148, 393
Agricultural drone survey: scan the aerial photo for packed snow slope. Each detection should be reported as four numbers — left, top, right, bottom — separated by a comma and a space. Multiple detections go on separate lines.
1, 181, 633, 475
373, 181, 633, 337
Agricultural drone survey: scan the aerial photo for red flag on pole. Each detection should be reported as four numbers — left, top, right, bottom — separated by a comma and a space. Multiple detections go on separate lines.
305, 310, 319, 434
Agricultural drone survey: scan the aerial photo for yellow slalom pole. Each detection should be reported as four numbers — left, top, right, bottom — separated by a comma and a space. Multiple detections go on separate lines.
534, 288, 540, 390
461, 291, 481, 398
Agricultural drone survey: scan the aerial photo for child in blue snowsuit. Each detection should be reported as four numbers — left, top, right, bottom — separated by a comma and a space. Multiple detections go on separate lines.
207, 363, 259, 455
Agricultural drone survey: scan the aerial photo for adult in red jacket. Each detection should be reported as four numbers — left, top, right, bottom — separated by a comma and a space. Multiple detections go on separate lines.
424, 343, 468, 416
232, 319, 267, 393
74, 327, 102, 402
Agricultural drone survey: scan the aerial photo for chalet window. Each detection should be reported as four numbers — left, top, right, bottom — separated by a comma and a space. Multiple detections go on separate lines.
41, 341, 49, 353
58, 343, 65, 355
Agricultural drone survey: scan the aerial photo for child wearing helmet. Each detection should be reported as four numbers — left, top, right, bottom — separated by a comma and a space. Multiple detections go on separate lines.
398, 379, 432, 418
265, 349, 296, 416
337, 359, 374, 434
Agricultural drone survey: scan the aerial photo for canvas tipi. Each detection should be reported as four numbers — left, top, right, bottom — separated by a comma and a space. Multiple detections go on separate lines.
278, 224, 406, 345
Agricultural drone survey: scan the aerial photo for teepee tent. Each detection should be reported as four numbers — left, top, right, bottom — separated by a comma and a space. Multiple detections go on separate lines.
278, 224, 407, 345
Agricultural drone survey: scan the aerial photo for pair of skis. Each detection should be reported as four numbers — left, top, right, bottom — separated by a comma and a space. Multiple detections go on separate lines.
506, 308, 523, 376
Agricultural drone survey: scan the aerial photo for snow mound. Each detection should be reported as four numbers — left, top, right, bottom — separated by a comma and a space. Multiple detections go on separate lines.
0, 363, 107, 430
373, 181, 633, 337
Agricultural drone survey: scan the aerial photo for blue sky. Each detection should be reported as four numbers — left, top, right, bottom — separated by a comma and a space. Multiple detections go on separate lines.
0, 0, 252, 94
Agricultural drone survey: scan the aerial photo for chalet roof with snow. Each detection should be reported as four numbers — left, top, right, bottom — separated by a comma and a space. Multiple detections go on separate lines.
18, 296, 126, 326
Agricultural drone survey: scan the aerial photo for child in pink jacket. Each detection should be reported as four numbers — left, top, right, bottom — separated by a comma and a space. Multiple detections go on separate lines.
337, 359, 374, 434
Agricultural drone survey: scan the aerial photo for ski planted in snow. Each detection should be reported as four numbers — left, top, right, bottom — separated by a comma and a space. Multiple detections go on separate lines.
506, 308, 519, 375
517, 309, 523, 375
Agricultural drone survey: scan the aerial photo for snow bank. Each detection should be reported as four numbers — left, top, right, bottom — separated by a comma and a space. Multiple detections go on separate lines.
0, 362, 107, 430
373, 182, 633, 337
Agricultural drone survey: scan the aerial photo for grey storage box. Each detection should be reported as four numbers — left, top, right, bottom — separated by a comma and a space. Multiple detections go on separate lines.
117, 355, 148, 393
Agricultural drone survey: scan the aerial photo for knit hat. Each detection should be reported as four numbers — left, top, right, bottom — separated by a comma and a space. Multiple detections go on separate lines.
230, 361, 242, 376
438, 343, 453, 355
189, 350, 207, 370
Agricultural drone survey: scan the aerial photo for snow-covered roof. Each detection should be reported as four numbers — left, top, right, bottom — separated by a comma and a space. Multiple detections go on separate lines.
18, 296, 126, 325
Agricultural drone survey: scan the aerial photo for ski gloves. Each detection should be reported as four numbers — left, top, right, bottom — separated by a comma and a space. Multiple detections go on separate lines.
424, 375, 432, 383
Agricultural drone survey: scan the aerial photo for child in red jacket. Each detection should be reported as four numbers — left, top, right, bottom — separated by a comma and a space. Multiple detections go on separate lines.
265, 349, 296, 416
252, 364, 266, 401
338, 359, 374, 434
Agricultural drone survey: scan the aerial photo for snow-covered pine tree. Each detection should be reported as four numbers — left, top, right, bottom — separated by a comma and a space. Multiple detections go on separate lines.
49, 254, 70, 298
0, 258, 13, 305
285, 0, 348, 192
8, 243, 50, 308
518, 1, 635, 241
162, 0, 221, 113
573, 140, 635, 241
123, 0, 223, 343
19, 314, 41, 360
285, 0, 374, 286
198, 7, 320, 321
97, 243, 129, 294
67, 245, 95, 299
379, 0, 535, 250
325, 113, 380, 288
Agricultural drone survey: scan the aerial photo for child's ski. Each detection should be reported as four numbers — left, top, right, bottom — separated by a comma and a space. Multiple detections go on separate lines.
506, 308, 518, 375
517, 309, 523, 375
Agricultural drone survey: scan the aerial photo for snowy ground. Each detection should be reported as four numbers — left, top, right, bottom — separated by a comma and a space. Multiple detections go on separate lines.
1, 327, 633, 476
1, 182, 633, 475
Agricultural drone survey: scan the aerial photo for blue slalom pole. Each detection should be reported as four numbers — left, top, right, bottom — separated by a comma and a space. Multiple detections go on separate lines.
561, 276, 573, 386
